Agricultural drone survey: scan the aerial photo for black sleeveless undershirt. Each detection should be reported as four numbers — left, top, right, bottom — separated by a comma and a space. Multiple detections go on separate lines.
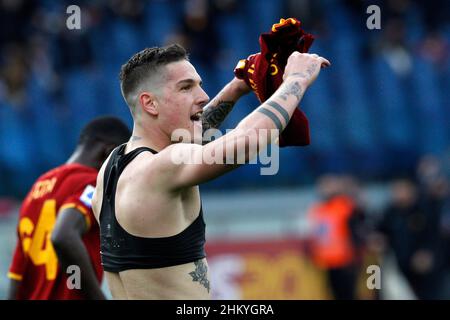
99, 144, 206, 272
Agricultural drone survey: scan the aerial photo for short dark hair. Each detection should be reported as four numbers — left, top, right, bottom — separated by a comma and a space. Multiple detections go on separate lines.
119, 44, 188, 109
78, 116, 131, 146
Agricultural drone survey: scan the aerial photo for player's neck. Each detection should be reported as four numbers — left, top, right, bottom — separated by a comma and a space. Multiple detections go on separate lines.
127, 124, 170, 153
66, 146, 99, 170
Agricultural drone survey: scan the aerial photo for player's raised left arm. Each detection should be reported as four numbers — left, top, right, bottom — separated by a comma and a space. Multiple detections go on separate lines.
201, 77, 251, 136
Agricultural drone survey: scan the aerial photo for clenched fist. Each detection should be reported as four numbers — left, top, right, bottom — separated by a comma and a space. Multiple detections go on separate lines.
283, 52, 331, 87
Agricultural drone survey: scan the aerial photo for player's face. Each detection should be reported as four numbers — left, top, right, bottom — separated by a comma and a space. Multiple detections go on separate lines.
158, 60, 209, 144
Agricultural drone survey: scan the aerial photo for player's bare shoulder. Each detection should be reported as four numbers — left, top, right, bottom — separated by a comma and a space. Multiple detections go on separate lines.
151, 143, 203, 189
157, 143, 202, 169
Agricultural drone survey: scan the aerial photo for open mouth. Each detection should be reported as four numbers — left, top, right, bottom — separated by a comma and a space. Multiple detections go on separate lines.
190, 111, 203, 122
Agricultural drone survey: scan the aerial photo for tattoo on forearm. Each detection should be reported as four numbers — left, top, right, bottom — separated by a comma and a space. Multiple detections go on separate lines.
202, 101, 235, 132
278, 81, 304, 101
289, 72, 306, 79
306, 63, 318, 77
266, 101, 290, 126
257, 107, 284, 131
189, 260, 210, 293
257, 81, 305, 130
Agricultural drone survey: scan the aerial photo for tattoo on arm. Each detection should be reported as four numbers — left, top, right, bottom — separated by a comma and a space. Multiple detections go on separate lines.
189, 259, 210, 293
257, 107, 284, 131
256, 80, 305, 130
306, 63, 318, 77
278, 81, 305, 101
266, 101, 290, 125
202, 101, 235, 132
131, 136, 142, 141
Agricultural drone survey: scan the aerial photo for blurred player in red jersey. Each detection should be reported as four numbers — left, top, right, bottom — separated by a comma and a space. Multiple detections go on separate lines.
7, 116, 131, 300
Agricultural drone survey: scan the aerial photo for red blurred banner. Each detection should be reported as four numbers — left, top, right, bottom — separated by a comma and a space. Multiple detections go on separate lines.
206, 237, 378, 300
206, 237, 331, 299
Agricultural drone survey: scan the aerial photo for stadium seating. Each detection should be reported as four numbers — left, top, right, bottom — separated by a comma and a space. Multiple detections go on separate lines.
1, 1, 449, 197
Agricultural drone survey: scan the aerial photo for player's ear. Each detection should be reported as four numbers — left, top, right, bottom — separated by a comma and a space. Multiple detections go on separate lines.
139, 91, 158, 116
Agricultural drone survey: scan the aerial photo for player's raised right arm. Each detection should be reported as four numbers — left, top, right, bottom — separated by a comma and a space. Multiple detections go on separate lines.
161, 52, 330, 189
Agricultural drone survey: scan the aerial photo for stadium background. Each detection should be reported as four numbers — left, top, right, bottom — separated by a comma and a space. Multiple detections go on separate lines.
0, 0, 449, 299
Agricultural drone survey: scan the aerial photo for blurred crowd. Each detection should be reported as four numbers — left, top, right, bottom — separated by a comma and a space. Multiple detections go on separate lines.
0, 0, 232, 108
305, 153, 450, 299
1, 0, 449, 198
1, 0, 448, 107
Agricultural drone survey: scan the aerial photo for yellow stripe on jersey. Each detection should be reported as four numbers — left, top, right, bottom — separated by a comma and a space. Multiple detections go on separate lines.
8, 272, 23, 281
59, 203, 91, 230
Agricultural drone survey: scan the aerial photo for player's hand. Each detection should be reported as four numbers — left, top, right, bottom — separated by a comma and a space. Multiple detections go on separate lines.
231, 77, 252, 96
283, 52, 331, 88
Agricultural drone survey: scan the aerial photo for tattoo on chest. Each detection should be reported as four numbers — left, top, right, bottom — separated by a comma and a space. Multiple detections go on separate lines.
189, 260, 210, 293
